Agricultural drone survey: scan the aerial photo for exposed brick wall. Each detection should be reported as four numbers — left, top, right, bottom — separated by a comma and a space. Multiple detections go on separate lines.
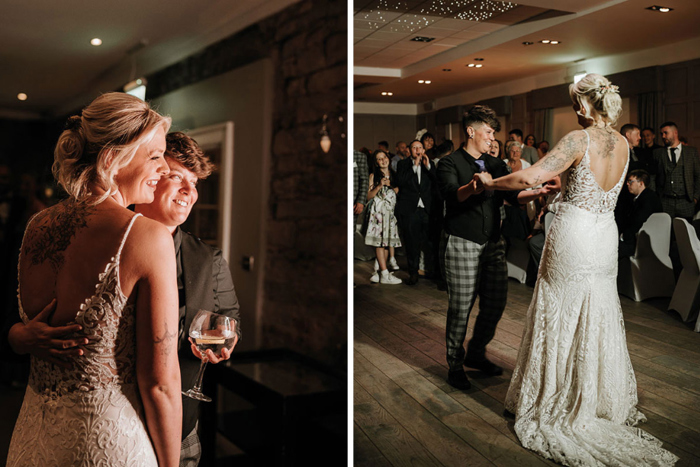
148, 0, 347, 371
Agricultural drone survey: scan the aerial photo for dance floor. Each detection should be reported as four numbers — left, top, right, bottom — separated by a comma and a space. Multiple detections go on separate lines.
353, 259, 700, 467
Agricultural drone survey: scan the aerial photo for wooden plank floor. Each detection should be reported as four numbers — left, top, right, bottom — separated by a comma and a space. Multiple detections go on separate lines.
353, 258, 700, 467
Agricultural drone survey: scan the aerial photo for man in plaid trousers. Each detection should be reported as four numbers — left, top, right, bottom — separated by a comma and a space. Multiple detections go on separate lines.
353, 150, 369, 225
437, 106, 555, 389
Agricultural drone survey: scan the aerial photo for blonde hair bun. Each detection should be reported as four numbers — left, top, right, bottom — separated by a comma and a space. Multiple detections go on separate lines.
569, 73, 622, 126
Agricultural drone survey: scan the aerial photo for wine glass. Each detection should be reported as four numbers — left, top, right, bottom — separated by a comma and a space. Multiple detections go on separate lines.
182, 309, 237, 402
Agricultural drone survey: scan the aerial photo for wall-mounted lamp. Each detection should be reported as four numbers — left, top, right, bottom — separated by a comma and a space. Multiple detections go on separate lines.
320, 114, 331, 153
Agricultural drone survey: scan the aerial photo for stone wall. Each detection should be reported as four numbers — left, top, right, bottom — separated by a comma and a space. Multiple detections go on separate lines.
148, 0, 348, 371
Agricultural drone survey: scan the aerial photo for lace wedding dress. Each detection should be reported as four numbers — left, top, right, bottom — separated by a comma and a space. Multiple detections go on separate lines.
7, 214, 158, 466
504, 130, 678, 466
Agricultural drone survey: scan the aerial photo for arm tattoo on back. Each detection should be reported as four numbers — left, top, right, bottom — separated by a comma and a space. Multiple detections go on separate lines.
153, 322, 177, 357
23, 199, 96, 272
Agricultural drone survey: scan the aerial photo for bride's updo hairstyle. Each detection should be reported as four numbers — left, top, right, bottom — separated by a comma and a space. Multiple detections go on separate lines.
569, 73, 622, 126
53, 92, 171, 203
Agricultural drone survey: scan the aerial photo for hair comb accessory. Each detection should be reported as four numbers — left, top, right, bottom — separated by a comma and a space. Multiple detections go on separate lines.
598, 84, 619, 95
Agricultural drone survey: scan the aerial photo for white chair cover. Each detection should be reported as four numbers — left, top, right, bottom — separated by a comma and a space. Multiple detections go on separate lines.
506, 237, 529, 284
669, 217, 700, 325
617, 212, 675, 302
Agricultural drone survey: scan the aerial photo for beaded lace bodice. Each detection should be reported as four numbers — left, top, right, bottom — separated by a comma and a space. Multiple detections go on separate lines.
559, 129, 628, 214
8, 213, 158, 467
18, 214, 141, 398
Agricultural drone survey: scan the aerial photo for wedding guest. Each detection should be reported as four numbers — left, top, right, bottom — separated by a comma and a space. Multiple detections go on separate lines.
653, 121, 700, 221
525, 134, 536, 148
508, 129, 538, 165
395, 140, 436, 285
365, 150, 402, 285
537, 140, 549, 160
618, 170, 662, 258
504, 141, 531, 173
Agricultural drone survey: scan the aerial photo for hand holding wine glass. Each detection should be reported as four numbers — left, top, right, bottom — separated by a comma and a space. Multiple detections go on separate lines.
182, 309, 237, 402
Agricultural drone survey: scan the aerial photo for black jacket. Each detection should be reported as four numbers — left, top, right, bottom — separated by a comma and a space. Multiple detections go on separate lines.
620, 188, 663, 247
395, 157, 437, 216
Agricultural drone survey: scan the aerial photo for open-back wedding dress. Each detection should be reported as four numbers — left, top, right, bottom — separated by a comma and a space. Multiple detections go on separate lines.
504, 129, 678, 466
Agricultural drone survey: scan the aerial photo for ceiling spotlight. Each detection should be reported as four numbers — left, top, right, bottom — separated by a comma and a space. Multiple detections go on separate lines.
388, 92, 393, 96
475, 64, 483, 68
418, 80, 425, 83
541, 40, 551, 44
551, 40, 560, 45
90, 38, 102, 46
467, 63, 475, 67
382, 92, 387, 95
17, 93, 27, 101
522, 41, 533, 46
425, 80, 431, 84
647, 5, 673, 13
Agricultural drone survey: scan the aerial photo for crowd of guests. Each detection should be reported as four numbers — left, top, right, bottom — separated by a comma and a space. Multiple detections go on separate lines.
353, 119, 699, 288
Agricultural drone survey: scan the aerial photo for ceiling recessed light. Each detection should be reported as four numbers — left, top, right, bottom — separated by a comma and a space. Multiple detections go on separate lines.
475, 64, 483, 68
418, 80, 425, 83
425, 80, 431, 84
522, 41, 533, 46
647, 5, 673, 13
474, 58, 484, 61
410, 36, 435, 43
467, 63, 475, 67
550, 40, 560, 45
442, 68, 452, 72
387, 92, 393, 96
17, 93, 27, 101
541, 40, 551, 44
381, 92, 387, 95
90, 38, 102, 46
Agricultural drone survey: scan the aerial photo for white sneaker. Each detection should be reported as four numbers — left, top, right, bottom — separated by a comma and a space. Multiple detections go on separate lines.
374, 259, 379, 271
388, 256, 399, 271
370, 272, 379, 283
380, 270, 402, 285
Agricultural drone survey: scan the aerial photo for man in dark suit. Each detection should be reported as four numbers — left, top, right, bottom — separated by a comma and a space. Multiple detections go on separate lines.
618, 170, 663, 258
6, 132, 240, 467
395, 139, 437, 285
615, 124, 642, 227
653, 121, 700, 221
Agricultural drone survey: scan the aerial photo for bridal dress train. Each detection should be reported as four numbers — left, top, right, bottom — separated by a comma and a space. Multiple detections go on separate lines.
504, 130, 678, 466
7, 214, 158, 466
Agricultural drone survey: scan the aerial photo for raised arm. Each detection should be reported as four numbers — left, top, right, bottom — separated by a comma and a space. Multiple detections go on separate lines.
129, 219, 182, 467
484, 130, 586, 191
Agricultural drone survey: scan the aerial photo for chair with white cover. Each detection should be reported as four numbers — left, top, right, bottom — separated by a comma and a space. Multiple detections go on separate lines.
669, 217, 700, 325
544, 212, 554, 235
617, 212, 675, 302
506, 237, 529, 284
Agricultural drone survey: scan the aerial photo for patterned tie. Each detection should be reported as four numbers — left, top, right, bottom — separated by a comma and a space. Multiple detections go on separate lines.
670, 147, 677, 167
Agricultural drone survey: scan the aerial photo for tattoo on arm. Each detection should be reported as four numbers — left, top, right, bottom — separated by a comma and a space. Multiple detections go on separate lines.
24, 199, 96, 272
153, 323, 177, 357
534, 131, 584, 174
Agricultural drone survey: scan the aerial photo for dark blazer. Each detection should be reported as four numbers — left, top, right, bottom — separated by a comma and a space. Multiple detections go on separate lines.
394, 157, 437, 216
653, 145, 700, 201
178, 229, 240, 438
620, 188, 663, 247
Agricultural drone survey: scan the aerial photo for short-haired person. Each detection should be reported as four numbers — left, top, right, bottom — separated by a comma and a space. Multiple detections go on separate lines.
421, 132, 437, 159
508, 128, 538, 165
436, 105, 556, 390
503, 141, 531, 173
615, 123, 643, 226
653, 121, 700, 220
636, 127, 662, 187
395, 140, 437, 285
618, 170, 662, 258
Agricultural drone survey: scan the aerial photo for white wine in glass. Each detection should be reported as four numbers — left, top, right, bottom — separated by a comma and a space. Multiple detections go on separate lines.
182, 309, 236, 402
